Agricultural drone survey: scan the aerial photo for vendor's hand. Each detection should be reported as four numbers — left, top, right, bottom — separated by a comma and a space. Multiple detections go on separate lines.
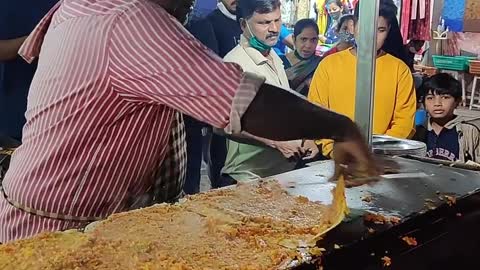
301, 140, 320, 160
274, 140, 303, 160
332, 137, 380, 186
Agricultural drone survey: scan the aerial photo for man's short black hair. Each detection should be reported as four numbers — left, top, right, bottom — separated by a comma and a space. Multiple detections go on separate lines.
294, 19, 319, 37
420, 73, 462, 103
237, 0, 281, 22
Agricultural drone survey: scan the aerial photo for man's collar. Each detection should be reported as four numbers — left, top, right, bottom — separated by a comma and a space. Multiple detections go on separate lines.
427, 115, 462, 131
217, 2, 236, 21
240, 35, 271, 66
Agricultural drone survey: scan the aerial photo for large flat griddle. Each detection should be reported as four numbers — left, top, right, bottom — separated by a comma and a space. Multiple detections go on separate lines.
267, 156, 480, 269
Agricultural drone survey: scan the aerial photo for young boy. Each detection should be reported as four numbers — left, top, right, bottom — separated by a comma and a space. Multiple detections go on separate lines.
414, 73, 480, 162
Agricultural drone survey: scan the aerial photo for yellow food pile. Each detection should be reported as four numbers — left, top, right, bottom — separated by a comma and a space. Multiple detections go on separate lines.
0, 178, 347, 270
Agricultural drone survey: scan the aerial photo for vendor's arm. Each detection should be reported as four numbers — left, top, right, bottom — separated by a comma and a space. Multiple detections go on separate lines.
385, 65, 416, 139
0, 36, 27, 61
107, 5, 375, 174
108, 7, 260, 130
213, 128, 276, 148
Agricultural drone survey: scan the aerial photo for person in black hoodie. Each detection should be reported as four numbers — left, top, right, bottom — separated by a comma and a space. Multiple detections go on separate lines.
190, 0, 241, 58
184, 0, 242, 194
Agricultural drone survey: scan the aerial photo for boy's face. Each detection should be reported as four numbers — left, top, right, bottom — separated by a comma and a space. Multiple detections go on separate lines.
424, 92, 459, 119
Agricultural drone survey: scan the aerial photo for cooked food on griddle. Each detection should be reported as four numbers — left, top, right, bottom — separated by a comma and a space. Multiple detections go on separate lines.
381, 256, 392, 267
401, 236, 418, 246
0, 179, 348, 270
364, 212, 402, 225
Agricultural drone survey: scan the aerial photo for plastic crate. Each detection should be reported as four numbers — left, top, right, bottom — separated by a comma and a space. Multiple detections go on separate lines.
470, 60, 480, 75
432, 55, 475, 71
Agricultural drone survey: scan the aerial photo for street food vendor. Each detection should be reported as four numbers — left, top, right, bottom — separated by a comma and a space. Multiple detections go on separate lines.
0, 0, 376, 243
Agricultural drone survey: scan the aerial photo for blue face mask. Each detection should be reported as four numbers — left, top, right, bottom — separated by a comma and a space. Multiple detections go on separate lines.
246, 23, 272, 52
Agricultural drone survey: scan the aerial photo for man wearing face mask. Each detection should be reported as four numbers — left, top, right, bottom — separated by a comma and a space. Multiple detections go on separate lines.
0, 0, 377, 243
219, 0, 315, 184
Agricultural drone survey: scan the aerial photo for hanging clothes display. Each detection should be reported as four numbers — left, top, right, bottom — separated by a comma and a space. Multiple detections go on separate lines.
400, 0, 412, 44
281, 0, 296, 26
296, 0, 311, 20
444, 33, 461, 56
408, 0, 432, 40
463, 0, 480, 32
351, 0, 359, 8
316, 0, 328, 36
410, 0, 426, 20
442, 0, 466, 32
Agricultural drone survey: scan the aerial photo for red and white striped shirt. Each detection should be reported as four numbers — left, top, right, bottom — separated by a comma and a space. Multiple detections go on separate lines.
0, 0, 263, 242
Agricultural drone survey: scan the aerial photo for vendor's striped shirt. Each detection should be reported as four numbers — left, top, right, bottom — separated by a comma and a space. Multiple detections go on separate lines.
0, 0, 263, 243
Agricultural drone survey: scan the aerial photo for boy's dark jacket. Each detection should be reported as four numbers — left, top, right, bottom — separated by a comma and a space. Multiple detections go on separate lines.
413, 116, 480, 162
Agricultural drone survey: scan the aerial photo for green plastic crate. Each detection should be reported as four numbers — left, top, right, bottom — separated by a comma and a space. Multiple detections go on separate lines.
432, 55, 475, 71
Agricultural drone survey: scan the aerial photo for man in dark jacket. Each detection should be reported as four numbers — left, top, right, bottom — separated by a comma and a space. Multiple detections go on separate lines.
184, 0, 242, 194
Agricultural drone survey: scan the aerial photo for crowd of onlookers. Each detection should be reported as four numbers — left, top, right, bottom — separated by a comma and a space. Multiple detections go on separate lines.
182, 0, 480, 194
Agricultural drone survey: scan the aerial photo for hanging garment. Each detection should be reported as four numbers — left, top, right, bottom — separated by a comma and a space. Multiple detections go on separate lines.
411, 0, 426, 20
281, 0, 296, 25
316, 0, 328, 37
463, 0, 480, 33
442, 0, 466, 32
408, 0, 431, 40
444, 33, 461, 56
351, 0, 359, 8
401, 0, 412, 44
296, 0, 311, 20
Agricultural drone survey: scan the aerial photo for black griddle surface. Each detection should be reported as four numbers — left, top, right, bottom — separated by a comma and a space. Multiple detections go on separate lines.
269, 156, 480, 269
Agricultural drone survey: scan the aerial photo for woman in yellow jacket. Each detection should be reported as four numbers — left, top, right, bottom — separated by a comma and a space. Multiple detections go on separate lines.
305, 6, 416, 158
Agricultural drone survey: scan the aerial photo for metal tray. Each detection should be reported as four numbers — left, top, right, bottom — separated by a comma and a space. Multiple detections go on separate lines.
372, 135, 426, 156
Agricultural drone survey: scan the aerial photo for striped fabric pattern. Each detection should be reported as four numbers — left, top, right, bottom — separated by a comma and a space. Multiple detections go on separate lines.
0, 0, 262, 243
